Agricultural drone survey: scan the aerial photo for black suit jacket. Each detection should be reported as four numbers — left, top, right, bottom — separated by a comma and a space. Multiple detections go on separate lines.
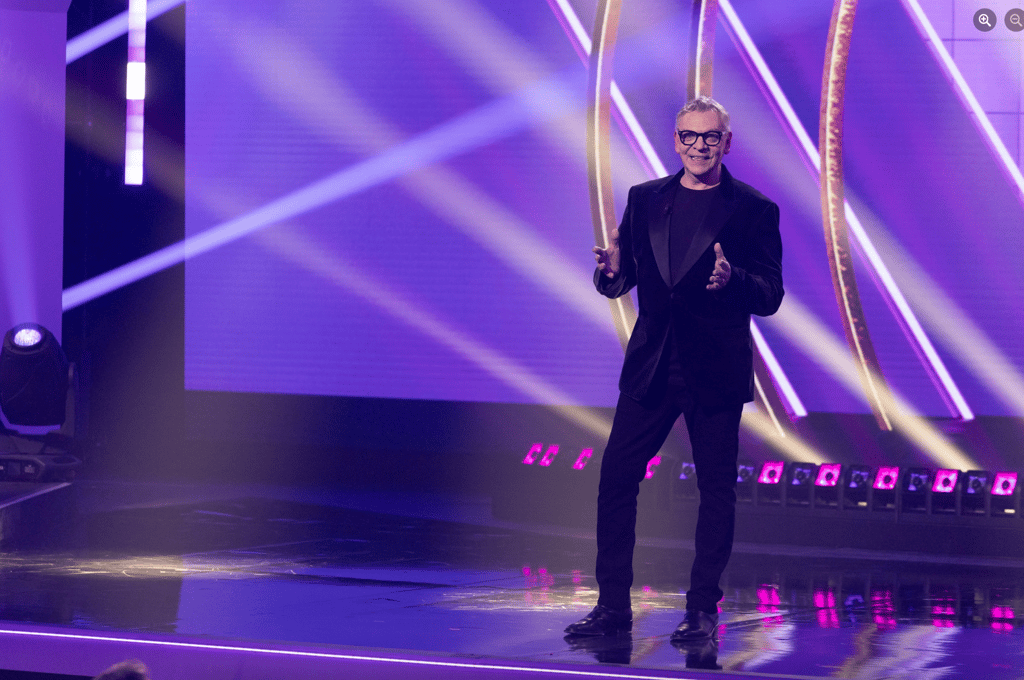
595, 165, 784, 407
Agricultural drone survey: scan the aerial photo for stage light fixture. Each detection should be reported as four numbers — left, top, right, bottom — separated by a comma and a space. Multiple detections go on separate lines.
815, 463, 841, 487
930, 469, 959, 514
900, 467, 931, 513
757, 461, 784, 505
786, 462, 816, 507
758, 461, 784, 485
0, 324, 69, 427
843, 465, 872, 509
874, 466, 900, 491
991, 472, 1019, 516
870, 466, 899, 511
813, 463, 841, 509
675, 461, 698, 500
736, 462, 756, 503
961, 470, 991, 516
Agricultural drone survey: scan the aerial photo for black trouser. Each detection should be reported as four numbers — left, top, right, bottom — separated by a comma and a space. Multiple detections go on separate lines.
594, 384, 742, 615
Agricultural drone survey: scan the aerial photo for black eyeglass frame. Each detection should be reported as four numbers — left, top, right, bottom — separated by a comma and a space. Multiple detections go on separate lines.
676, 129, 726, 147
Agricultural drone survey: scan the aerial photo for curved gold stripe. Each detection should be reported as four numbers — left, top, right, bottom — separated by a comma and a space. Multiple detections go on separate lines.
687, 0, 719, 99
820, 0, 893, 430
587, 0, 635, 349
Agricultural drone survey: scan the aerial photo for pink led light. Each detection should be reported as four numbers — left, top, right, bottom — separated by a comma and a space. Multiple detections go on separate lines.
644, 455, 661, 479
538, 445, 559, 467
522, 443, 542, 465
758, 461, 784, 485
873, 466, 900, 490
124, 0, 147, 185
813, 590, 837, 609
932, 469, 959, 493
992, 472, 1018, 496
815, 463, 842, 487
572, 448, 593, 470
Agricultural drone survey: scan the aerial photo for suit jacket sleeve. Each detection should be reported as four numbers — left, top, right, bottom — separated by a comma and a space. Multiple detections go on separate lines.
719, 199, 783, 318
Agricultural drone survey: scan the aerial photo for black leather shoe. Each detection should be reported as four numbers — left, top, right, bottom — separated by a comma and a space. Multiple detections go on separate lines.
564, 604, 632, 636
670, 610, 718, 641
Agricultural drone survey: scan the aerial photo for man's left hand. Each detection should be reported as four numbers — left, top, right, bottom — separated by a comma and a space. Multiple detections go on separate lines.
706, 242, 731, 291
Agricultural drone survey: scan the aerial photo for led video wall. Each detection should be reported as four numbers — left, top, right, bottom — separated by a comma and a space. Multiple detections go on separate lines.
184, 0, 1024, 421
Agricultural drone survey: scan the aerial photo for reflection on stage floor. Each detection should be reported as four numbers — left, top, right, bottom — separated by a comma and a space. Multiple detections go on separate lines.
1, 480, 1023, 679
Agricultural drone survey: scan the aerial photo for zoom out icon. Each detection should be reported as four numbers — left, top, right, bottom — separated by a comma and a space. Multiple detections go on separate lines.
974, 8, 997, 31
1007, 8, 1024, 32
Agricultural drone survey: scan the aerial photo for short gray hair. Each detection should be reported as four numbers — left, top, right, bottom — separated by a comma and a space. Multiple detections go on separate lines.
676, 96, 731, 132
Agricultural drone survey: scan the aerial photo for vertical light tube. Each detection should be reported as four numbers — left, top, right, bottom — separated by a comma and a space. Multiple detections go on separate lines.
124, 0, 147, 185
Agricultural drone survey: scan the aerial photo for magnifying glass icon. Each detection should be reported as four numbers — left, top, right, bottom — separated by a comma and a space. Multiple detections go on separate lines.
1012, 14, 1023, 26
980, 14, 992, 26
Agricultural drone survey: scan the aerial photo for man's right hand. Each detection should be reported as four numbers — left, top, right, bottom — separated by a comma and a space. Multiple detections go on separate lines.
593, 229, 621, 278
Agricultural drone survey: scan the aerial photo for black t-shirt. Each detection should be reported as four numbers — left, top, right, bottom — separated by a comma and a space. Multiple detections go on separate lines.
667, 183, 720, 384
669, 183, 719, 286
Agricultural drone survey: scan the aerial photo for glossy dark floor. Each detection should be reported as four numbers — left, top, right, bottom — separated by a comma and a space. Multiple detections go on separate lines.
2, 480, 1024, 679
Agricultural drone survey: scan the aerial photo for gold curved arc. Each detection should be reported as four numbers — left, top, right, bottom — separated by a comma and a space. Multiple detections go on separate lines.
820, 0, 893, 430
587, 0, 635, 348
688, 0, 719, 99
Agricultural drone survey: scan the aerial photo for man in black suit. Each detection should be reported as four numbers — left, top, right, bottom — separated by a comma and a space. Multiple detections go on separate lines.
565, 96, 784, 641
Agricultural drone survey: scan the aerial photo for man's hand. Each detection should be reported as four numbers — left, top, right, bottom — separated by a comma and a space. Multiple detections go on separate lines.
593, 229, 621, 278
706, 242, 731, 291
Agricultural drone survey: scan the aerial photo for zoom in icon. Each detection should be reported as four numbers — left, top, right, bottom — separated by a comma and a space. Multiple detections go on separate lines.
974, 8, 997, 31
1006, 9, 1024, 32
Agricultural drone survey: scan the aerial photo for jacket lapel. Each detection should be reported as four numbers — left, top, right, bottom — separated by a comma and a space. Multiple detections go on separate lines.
650, 169, 684, 288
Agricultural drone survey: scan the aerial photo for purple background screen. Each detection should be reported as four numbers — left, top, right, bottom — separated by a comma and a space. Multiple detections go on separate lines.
185, 0, 1024, 418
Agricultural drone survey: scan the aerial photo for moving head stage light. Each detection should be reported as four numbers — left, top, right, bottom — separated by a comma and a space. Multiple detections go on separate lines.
0, 323, 81, 482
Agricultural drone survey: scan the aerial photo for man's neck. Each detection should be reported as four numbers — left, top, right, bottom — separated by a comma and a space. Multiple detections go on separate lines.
680, 168, 722, 190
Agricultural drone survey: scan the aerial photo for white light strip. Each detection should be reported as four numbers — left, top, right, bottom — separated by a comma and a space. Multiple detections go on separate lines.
902, 0, 1024, 199
124, 0, 148, 185
751, 320, 807, 417
549, 0, 805, 418
719, 0, 973, 421
66, 0, 183, 64
0, 627, 697, 679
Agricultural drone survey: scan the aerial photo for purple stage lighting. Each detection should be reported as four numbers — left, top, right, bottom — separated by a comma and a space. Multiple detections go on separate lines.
932, 469, 959, 493
786, 462, 816, 507
901, 467, 932, 513
675, 461, 697, 500
874, 467, 900, 491
737, 462, 757, 503
758, 461, 784, 485
815, 463, 842, 487
962, 470, 992, 515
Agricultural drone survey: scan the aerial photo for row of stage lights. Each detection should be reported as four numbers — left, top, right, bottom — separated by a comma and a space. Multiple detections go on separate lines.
676, 461, 1020, 517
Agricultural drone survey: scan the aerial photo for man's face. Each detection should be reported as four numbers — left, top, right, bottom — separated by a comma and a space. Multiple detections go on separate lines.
674, 109, 731, 180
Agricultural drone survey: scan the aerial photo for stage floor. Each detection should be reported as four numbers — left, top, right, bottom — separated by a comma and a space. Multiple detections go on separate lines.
1, 480, 1023, 679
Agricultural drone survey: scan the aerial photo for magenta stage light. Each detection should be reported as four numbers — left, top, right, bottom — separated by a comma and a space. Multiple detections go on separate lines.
815, 463, 842, 487
932, 469, 959, 493
992, 472, 1018, 496
874, 467, 900, 491
521, 443, 542, 465
644, 455, 662, 480
572, 448, 593, 470
758, 461, 784, 485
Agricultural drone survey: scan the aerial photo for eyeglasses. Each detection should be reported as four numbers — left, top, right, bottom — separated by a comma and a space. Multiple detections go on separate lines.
676, 129, 724, 146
